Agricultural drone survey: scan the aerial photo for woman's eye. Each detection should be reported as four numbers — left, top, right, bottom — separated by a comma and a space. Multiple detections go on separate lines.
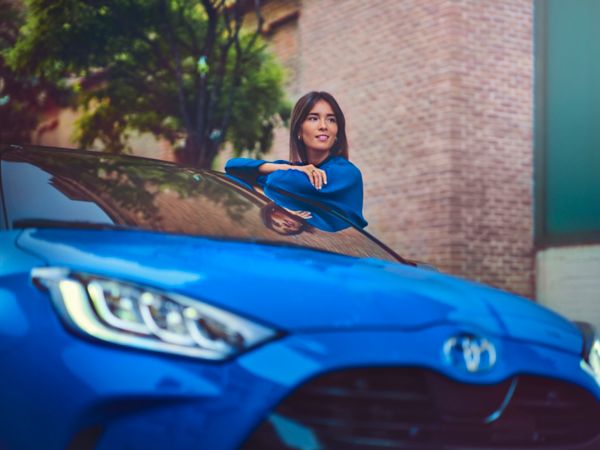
328, 118, 337, 123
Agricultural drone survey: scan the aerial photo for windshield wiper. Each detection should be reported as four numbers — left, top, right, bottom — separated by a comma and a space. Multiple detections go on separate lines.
12, 218, 129, 231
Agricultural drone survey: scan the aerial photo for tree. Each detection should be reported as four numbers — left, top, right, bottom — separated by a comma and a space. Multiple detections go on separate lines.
0, 0, 68, 144
8, 0, 290, 168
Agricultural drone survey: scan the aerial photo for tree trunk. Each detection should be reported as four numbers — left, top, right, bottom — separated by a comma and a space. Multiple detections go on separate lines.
176, 132, 203, 168
196, 140, 216, 169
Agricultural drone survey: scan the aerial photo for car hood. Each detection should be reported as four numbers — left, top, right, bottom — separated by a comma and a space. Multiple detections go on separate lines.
18, 229, 582, 355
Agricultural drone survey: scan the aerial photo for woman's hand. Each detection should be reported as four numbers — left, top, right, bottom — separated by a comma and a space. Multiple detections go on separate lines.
292, 164, 327, 190
283, 208, 313, 219
258, 162, 327, 190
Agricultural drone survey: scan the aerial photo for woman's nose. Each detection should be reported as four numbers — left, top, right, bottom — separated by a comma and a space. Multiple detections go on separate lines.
318, 119, 327, 129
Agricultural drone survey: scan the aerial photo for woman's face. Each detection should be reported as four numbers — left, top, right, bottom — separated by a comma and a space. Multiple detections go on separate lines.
299, 100, 338, 157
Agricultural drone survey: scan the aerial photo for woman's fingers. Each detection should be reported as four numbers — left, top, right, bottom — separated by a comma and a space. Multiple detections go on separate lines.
298, 164, 326, 190
310, 168, 326, 190
311, 169, 321, 189
302, 165, 317, 188
316, 169, 326, 190
283, 208, 312, 219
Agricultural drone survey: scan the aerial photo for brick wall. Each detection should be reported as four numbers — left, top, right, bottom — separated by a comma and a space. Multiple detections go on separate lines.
262, 0, 535, 297
448, 0, 534, 296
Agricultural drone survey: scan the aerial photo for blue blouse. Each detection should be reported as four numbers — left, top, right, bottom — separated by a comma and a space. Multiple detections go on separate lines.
225, 156, 368, 229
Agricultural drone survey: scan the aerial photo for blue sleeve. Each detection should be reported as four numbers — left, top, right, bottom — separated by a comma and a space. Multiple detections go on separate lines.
263, 158, 368, 228
224, 158, 287, 186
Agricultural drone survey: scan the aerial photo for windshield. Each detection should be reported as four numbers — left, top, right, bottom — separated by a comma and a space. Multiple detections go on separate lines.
1, 146, 403, 263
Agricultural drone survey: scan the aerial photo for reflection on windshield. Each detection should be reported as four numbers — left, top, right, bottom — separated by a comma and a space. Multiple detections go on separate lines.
261, 186, 352, 233
261, 203, 315, 236
3, 161, 114, 226
2, 147, 402, 263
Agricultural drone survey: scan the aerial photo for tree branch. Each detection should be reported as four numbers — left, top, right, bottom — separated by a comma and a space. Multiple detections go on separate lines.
160, 0, 192, 130
193, 0, 222, 165
205, 0, 239, 133
244, 0, 264, 53
210, 0, 263, 157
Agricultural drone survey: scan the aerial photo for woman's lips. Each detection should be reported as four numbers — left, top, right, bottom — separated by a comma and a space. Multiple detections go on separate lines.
316, 135, 329, 142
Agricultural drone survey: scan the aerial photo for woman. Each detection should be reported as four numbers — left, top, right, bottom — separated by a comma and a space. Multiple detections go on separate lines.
225, 91, 367, 228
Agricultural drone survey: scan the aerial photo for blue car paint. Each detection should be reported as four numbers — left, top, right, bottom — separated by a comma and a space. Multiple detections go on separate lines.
17, 228, 583, 351
2, 228, 599, 449
0, 273, 596, 450
96, 331, 597, 450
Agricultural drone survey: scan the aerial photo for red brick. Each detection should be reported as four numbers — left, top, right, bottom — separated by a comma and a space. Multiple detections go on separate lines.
262, 0, 534, 297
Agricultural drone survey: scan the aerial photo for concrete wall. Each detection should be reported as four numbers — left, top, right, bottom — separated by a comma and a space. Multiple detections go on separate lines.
537, 245, 600, 328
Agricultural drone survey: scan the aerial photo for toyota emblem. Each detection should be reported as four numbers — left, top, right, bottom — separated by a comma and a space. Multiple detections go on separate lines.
443, 333, 497, 373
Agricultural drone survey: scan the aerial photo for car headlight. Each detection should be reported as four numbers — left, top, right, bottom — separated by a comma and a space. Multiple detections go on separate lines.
589, 341, 600, 375
585, 340, 600, 380
575, 321, 600, 381
32, 267, 279, 360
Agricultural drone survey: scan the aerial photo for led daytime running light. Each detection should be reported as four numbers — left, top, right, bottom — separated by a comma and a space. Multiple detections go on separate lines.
32, 267, 277, 360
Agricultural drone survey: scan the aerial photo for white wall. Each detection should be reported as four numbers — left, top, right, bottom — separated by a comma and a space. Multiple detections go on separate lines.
536, 245, 600, 329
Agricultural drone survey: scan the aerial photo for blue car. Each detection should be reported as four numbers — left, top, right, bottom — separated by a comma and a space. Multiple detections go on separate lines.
1, 144, 599, 450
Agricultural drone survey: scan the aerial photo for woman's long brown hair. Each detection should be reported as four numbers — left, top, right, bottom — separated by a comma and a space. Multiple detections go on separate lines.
288, 91, 349, 163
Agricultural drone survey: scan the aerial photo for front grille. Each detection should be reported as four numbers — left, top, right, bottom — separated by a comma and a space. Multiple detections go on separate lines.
242, 368, 600, 449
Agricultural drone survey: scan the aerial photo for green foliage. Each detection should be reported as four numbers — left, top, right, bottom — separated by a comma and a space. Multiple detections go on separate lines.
226, 42, 292, 157
8, 0, 290, 166
0, 0, 69, 144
